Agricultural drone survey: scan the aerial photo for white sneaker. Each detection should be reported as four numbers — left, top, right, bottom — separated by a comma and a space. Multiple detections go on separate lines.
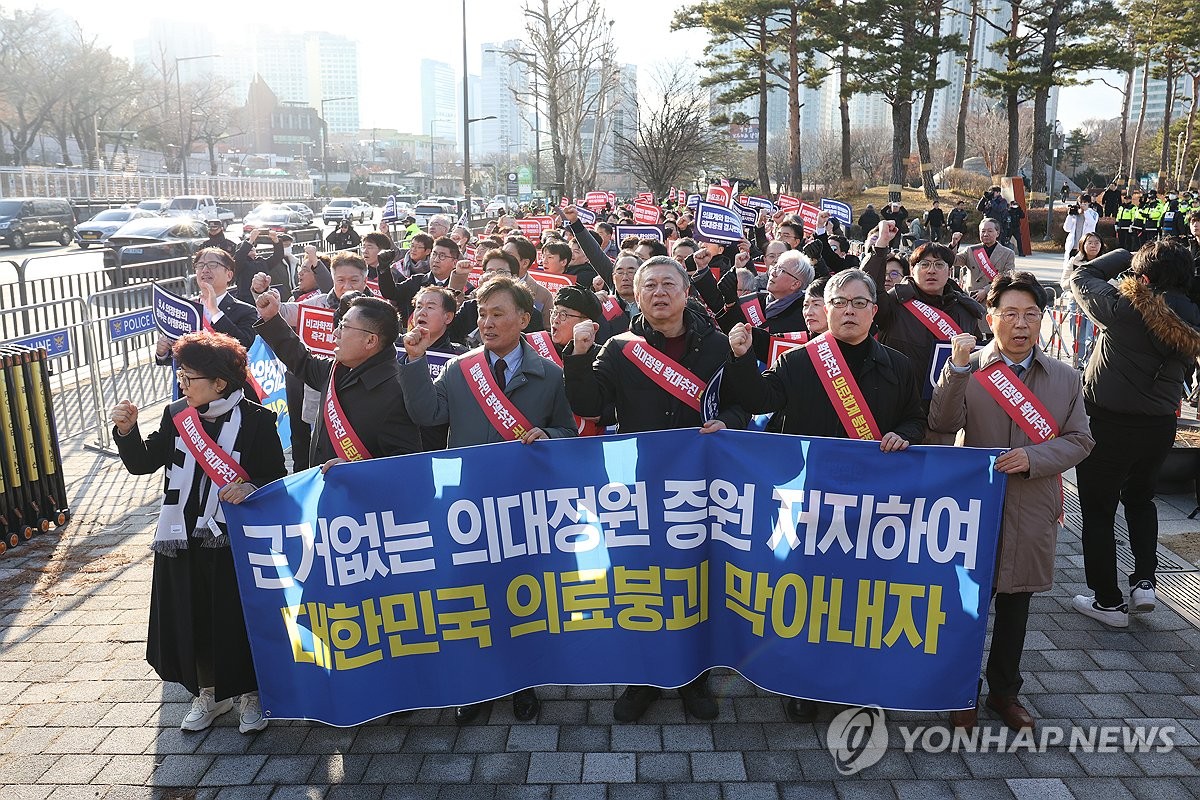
238, 691, 268, 733
1130, 580, 1157, 614
181, 688, 234, 731
1071, 595, 1130, 628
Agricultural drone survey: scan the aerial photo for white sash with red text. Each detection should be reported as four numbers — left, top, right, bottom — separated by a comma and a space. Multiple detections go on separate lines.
972, 361, 1059, 443
173, 406, 249, 486
805, 332, 882, 441
323, 365, 374, 461
459, 351, 536, 441
902, 298, 963, 341
618, 335, 706, 413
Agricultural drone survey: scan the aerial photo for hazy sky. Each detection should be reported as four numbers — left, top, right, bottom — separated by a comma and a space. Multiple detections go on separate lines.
17, 0, 1111, 132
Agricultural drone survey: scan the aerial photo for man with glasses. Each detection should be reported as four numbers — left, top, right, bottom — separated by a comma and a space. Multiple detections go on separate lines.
864, 221, 986, 441
254, 291, 420, 469
407, 286, 467, 451
955, 218, 1016, 302
707, 250, 814, 363
155, 249, 257, 366
724, 268, 925, 722
378, 236, 461, 327
929, 272, 1092, 732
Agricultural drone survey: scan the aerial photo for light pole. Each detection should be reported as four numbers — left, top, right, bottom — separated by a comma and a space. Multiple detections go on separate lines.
320, 96, 354, 193
1044, 119, 1062, 242
430, 120, 436, 196
175, 54, 220, 194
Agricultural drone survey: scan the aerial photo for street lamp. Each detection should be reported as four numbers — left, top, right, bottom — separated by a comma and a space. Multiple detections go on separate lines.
1044, 119, 1063, 242
175, 54, 221, 194
320, 96, 354, 192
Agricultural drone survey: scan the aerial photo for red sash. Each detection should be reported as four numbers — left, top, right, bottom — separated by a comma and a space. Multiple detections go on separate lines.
805, 332, 882, 441
618, 335, 706, 413
323, 365, 373, 461
969, 245, 998, 281
902, 299, 963, 341
459, 351, 536, 441
600, 296, 624, 321
739, 294, 767, 327
972, 362, 1058, 442
524, 331, 561, 366
173, 406, 249, 486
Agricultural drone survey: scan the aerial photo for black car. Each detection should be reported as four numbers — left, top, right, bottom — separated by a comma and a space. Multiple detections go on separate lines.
0, 197, 76, 249
102, 217, 212, 285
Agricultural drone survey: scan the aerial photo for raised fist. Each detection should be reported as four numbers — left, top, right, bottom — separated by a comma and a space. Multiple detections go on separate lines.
109, 399, 138, 435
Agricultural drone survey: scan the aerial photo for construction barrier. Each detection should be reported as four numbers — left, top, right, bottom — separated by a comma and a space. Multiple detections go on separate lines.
0, 345, 70, 555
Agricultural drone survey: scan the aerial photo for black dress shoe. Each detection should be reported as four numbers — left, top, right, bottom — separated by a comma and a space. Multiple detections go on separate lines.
679, 676, 718, 721
613, 685, 661, 722
454, 702, 489, 726
785, 698, 818, 722
512, 688, 540, 722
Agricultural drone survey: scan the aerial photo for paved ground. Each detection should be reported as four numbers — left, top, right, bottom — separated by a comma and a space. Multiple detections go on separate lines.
2, 351, 1200, 798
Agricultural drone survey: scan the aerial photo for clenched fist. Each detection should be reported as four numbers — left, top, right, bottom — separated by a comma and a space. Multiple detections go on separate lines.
728, 322, 753, 358
110, 399, 138, 436
950, 332, 978, 367
255, 289, 281, 320
572, 320, 598, 353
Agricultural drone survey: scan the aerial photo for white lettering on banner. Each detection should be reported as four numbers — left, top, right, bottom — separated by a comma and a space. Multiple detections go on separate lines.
663, 479, 756, 551
908, 299, 959, 339
179, 414, 241, 484
768, 488, 981, 569
985, 370, 1055, 440
250, 355, 287, 396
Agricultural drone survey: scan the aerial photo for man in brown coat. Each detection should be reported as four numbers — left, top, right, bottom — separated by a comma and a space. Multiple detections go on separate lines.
929, 272, 1094, 732
954, 218, 1016, 302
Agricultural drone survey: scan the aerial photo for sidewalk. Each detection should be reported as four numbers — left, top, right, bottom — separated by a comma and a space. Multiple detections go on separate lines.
1, 431, 1198, 800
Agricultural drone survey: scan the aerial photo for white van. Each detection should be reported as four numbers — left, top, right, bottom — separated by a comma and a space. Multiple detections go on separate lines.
164, 195, 219, 221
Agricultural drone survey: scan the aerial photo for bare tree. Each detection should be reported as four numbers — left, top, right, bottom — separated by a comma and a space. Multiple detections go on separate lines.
613, 65, 733, 197
0, 9, 71, 165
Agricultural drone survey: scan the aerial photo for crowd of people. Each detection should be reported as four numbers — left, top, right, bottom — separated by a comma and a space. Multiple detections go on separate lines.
108, 186, 1200, 739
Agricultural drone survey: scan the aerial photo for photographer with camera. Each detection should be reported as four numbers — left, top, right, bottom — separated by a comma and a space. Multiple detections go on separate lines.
1062, 193, 1099, 269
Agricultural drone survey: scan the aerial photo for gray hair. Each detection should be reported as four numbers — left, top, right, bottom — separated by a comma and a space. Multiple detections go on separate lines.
824, 268, 877, 303
735, 267, 757, 294
429, 214, 452, 229
634, 255, 690, 291
776, 250, 815, 287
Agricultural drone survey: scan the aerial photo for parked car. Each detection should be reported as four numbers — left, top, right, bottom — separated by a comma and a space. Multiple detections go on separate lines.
413, 202, 450, 229
214, 207, 236, 224
322, 197, 369, 224
162, 195, 219, 220
242, 208, 312, 236
353, 199, 375, 221
75, 208, 156, 249
284, 203, 315, 222
136, 199, 171, 214
104, 217, 211, 266
485, 196, 509, 216
0, 197, 76, 250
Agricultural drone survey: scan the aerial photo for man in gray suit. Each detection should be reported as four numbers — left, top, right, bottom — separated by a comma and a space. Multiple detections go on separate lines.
397, 274, 577, 726
955, 218, 1016, 302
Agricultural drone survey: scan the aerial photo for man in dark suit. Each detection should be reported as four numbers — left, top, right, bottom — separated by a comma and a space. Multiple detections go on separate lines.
154, 248, 258, 364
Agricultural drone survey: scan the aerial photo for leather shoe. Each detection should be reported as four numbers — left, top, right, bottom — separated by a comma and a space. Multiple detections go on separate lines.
679, 676, 718, 721
454, 701, 489, 726
785, 698, 819, 723
512, 688, 540, 722
950, 704, 978, 731
985, 694, 1035, 731
613, 685, 661, 723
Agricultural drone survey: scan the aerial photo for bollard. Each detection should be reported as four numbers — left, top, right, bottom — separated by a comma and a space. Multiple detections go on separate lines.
0, 348, 36, 549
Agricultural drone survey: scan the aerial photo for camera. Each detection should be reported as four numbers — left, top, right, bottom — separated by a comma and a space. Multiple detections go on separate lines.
1068, 204, 1080, 215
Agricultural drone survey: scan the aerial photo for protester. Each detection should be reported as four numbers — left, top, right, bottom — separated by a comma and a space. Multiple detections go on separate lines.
706, 249, 814, 362
378, 236, 460, 325
110, 331, 286, 734
406, 286, 468, 451
929, 273, 1094, 732
564, 256, 748, 723
802, 276, 829, 336
1070, 240, 1200, 627
255, 291, 421, 468
361, 231, 394, 281
394, 233, 433, 280
234, 229, 291, 301
955, 218, 1016, 301
155, 249, 257, 367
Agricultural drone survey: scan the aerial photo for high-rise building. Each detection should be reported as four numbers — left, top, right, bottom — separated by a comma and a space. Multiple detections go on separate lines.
421, 60, 459, 144
304, 33, 360, 135
477, 43, 536, 161
1129, 63, 1190, 127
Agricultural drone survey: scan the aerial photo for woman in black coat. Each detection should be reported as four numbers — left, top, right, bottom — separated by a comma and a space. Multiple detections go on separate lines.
110, 331, 286, 735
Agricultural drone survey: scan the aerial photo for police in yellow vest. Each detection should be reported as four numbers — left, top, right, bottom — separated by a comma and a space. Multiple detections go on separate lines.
1140, 190, 1165, 244
1115, 196, 1137, 250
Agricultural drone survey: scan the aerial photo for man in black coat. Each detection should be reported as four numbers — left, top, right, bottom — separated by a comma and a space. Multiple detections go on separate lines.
563, 256, 747, 725
378, 236, 460, 326
254, 292, 421, 468
698, 249, 813, 362
155, 250, 258, 363
857, 204, 880, 239
234, 229, 291, 303
201, 219, 237, 259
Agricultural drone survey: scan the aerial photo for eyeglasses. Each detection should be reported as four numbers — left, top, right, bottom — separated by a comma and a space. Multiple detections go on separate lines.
550, 309, 584, 322
827, 297, 873, 309
335, 322, 376, 336
768, 265, 801, 280
429, 251, 453, 260
997, 310, 1044, 325
885, 270, 904, 279
915, 260, 949, 272
175, 370, 212, 389
194, 261, 227, 270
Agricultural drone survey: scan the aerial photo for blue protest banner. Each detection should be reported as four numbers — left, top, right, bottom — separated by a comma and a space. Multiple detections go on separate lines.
694, 201, 745, 244
223, 430, 1005, 727
686, 193, 701, 214
744, 196, 776, 214
576, 207, 597, 226
10, 329, 71, 358
613, 225, 663, 243
820, 198, 853, 227
731, 198, 758, 227
381, 195, 398, 223
107, 309, 156, 342
152, 283, 203, 340
247, 337, 291, 452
